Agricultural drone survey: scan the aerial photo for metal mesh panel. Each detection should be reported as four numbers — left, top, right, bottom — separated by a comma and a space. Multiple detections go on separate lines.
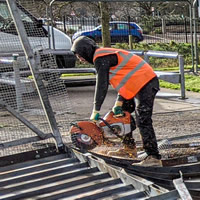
0, 0, 76, 157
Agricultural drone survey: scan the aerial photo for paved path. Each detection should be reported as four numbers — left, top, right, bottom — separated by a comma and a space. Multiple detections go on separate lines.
155, 88, 200, 113
67, 86, 200, 119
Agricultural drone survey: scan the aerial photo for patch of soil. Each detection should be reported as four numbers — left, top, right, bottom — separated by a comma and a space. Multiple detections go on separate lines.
66, 86, 200, 163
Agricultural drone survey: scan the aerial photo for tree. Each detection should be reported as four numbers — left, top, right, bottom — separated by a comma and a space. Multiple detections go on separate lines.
109, 2, 139, 20
99, 2, 111, 47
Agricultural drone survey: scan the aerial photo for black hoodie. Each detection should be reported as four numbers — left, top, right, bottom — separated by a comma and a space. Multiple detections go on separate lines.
71, 36, 118, 111
71, 36, 98, 64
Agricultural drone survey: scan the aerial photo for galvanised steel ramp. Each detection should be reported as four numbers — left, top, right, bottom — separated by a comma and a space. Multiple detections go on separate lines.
0, 146, 181, 200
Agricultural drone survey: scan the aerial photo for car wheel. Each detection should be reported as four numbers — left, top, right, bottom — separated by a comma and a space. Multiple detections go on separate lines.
56, 54, 76, 68
132, 36, 140, 43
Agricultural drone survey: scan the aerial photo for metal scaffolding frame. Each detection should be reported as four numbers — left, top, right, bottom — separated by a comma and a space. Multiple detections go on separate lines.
6, 0, 64, 151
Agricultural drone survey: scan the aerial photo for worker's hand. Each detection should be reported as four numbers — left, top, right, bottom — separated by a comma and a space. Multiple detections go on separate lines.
90, 110, 100, 122
112, 101, 123, 116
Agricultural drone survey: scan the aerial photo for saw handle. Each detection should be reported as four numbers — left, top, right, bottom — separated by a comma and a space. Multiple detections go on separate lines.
99, 117, 123, 140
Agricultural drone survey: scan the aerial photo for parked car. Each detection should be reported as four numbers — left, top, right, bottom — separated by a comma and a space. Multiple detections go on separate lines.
72, 21, 143, 43
0, 0, 76, 72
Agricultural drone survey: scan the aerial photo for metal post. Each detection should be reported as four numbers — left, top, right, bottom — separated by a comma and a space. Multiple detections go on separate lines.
6, 0, 64, 151
144, 52, 149, 63
63, 15, 66, 34
193, 0, 199, 72
128, 15, 133, 49
173, 172, 193, 200
50, 0, 56, 50
129, 35, 133, 50
13, 54, 24, 112
184, 17, 188, 43
161, 18, 166, 34
46, 5, 51, 49
179, 55, 186, 99
189, 2, 194, 72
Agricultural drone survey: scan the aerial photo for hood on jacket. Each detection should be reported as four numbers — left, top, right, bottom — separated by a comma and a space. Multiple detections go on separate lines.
71, 36, 98, 64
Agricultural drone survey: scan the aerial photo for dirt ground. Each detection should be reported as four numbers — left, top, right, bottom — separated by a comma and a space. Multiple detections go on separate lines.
1, 83, 200, 160
67, 86, 200, 140
66, 86, 200, 160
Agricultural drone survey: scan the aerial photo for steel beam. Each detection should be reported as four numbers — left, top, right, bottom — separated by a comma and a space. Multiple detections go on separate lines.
6, 0, 64, 150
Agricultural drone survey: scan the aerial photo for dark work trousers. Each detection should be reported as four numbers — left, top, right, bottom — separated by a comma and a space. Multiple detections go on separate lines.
121, 76, 160, 158
135, 76, 161, 159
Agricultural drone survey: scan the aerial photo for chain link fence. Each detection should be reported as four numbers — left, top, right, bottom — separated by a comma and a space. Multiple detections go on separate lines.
0, 0, 76, 157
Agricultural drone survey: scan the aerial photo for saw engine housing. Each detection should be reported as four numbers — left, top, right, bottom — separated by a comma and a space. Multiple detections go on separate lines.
70, 111, 132, 150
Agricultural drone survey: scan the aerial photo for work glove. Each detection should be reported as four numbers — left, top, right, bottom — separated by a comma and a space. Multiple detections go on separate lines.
112, 101, 123, 116
90, 110, 100, 122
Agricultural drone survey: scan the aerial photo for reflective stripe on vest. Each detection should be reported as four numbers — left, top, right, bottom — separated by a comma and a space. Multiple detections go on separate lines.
115, 59, 146, 91
94, 49, 116, 58
109, 52, 133, 80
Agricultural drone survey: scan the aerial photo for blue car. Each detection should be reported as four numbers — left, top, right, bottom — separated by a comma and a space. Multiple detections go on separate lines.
72, 21, 143, 43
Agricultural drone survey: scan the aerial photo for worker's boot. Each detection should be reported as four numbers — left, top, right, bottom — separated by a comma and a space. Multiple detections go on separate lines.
107, 133, 137, 158
132, 155, 162, 167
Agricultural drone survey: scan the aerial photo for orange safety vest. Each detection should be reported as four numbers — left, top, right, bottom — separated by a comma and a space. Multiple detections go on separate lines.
93, 48, 156, 99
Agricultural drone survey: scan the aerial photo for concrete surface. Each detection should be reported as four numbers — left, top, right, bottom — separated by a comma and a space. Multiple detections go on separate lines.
67, 86, 200, 119
66, 86, 200, 153
155, 88, 200, 113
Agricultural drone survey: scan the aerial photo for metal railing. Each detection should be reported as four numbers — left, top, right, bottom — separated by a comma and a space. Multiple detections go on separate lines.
130, 50, 185, 99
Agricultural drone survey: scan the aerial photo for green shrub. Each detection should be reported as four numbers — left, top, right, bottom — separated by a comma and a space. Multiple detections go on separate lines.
114, 41, 193, 68
153, 28, 162, 34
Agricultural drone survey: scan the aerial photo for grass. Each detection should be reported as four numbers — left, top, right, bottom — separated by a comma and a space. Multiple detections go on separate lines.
161, 74, 200, 93
61, 73, 95, 77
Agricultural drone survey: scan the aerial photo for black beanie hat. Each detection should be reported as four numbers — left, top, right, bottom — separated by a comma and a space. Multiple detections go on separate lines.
71, 36, 98, 64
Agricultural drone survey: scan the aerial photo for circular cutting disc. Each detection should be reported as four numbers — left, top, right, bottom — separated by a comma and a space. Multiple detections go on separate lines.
71, 133, 97, 150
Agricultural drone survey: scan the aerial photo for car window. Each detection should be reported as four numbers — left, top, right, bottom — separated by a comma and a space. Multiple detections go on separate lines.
117, 24, 128, 30
0, 2, 34, 28
0, 2, 12, 29
130, 24, 136, 30
0, 2, 46, 37
110, 24, 117, 30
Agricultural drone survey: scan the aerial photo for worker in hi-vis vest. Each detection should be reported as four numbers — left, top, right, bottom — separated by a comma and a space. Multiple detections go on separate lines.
71, 36, 162, 167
